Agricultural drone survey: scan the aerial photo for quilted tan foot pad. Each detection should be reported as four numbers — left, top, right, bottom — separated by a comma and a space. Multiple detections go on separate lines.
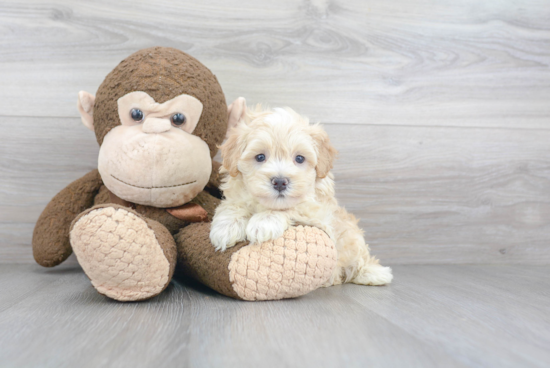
70, 206, 172, 301
228, 226, 338, 301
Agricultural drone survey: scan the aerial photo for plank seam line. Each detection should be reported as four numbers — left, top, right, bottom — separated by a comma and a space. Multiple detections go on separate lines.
1, 115, 549, 132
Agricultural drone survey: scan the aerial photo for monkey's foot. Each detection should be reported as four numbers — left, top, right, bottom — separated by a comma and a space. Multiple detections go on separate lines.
70, 205, 176, 301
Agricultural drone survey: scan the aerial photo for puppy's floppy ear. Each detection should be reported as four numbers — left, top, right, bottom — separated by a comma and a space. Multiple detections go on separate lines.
226, 97, 246, 139
221, 125, 246, 177
311, 125, 338, 179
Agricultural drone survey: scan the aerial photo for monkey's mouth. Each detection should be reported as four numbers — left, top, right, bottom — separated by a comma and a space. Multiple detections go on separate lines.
111, 174, 196, 189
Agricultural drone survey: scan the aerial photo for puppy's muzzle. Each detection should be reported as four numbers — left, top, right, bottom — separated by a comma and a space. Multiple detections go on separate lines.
271, 177, 289, 193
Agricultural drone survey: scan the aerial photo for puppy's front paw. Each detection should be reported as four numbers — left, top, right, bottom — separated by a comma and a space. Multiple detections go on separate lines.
210, 218, 247, 252
246, 212, 290, 245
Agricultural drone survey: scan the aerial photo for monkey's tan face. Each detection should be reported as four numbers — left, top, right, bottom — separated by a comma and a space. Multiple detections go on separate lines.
98, 91, 211, 208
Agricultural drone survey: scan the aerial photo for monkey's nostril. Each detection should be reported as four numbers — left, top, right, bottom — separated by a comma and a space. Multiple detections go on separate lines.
271, 177, 289, 192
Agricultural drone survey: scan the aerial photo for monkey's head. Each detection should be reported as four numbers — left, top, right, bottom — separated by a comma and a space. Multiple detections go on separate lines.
77, 47, 246, 208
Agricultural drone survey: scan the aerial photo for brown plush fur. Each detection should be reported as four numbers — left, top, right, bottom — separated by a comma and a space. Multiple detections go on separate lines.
33, 47, 227, 267
176, 222, 246, 300
93, 185, 220, 234
34, 168, 220, 267
32, 47, 337, 301
33, 48, 228, 285
144, 217, 178, 291
93, 47, 227, 157
33, 170, 103, 267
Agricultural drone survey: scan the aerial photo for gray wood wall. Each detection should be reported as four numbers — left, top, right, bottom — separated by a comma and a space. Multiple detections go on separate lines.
1, 0, 549, 264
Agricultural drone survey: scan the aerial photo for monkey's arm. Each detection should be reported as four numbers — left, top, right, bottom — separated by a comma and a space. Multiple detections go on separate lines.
33, 169, 103, 267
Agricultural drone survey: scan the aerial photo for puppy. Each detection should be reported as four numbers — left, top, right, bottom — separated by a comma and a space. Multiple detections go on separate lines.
210, 105, 393, 286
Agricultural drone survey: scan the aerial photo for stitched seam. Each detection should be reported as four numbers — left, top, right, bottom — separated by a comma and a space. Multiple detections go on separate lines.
111, 174, 196, 189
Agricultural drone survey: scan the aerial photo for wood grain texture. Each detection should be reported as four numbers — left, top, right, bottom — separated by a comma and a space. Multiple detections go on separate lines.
2, 117, 550, 264
0, 0, 549, 128
326, 124, 550, 264
0, 116, 98, 264
1, 0, 550, 264
342, 265, 550, 368
0, 264, 549, 367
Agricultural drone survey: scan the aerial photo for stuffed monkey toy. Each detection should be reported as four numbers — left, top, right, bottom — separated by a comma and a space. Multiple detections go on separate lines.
32, 47, 337, 301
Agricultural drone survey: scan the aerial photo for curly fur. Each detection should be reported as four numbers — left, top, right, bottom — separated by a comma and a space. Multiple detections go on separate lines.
211, 105, 393, 286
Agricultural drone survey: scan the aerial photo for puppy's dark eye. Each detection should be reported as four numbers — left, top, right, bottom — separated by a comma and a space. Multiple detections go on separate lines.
130, 108, 143, 122
255, 154, 266, 163
295, 155, 305, 164
171, 113, 186, 126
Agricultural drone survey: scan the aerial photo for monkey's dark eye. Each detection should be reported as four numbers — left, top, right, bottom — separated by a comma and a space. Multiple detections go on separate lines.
171, 113, 186, 126
295, 155, 305, 164
130, 108, 143, 122
255, 154, 266, 163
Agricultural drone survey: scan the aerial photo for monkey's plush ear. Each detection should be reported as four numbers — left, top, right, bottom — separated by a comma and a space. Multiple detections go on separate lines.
310, 125, 338, 179
77, 91, 96, 131
226, 97, 246, 139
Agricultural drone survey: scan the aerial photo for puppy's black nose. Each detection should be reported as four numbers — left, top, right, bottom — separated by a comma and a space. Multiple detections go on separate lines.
271, 177, 289, 192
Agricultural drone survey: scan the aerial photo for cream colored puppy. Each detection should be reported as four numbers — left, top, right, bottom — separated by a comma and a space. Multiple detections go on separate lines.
210, 104, 393, 286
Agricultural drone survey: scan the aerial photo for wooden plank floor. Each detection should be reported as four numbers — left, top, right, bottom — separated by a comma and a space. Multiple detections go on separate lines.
1, 264, 549, 368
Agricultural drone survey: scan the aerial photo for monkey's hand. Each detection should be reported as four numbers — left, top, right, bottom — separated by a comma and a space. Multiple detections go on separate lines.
32, 169, 102, 267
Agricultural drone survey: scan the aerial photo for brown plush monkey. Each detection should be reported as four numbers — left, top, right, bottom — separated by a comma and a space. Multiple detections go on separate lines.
32, 47, 337, 301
